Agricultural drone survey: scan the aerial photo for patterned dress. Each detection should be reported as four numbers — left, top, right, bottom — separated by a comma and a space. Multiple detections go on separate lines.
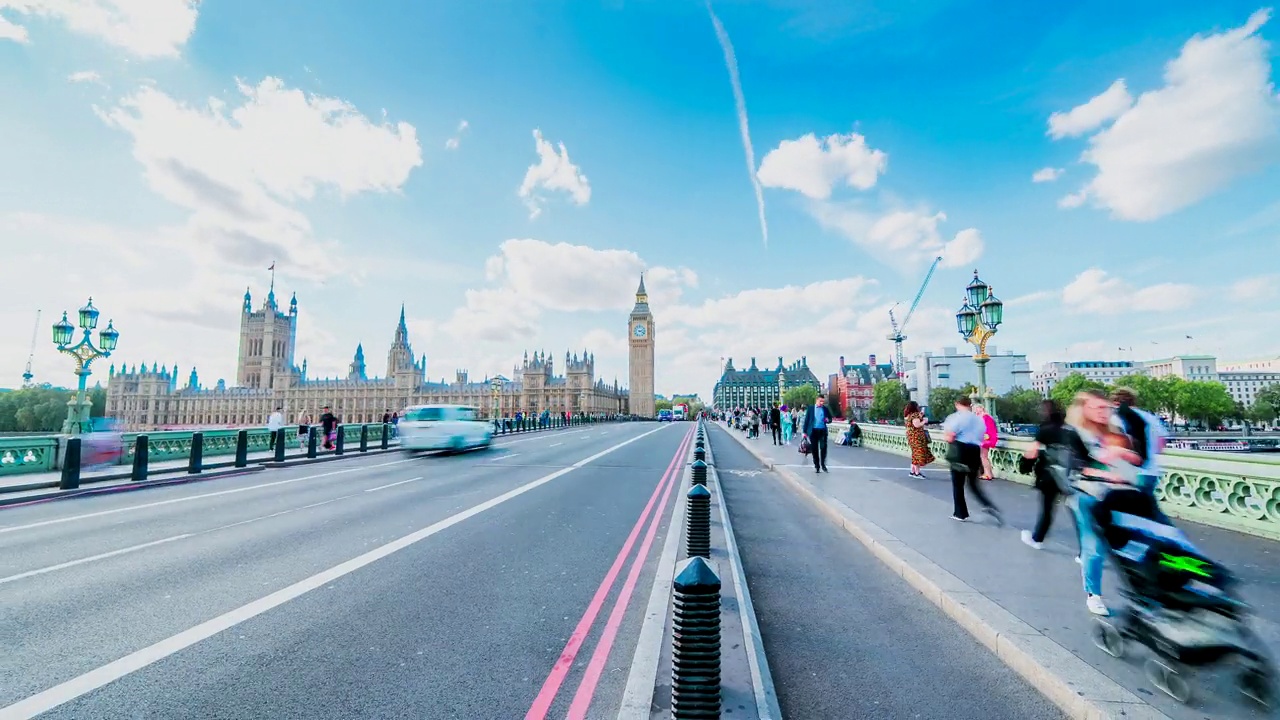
905, 411, 935, 466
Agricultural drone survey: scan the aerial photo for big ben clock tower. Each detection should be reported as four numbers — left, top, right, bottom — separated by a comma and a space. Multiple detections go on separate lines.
628, 274, 656, 418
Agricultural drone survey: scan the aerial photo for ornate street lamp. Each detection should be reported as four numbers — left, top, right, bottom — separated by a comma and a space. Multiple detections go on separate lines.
52, 298, 119, 435
955, 271, 1004, 422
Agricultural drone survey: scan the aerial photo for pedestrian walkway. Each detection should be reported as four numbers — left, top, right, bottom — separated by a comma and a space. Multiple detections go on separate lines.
721, 422, 1280, 720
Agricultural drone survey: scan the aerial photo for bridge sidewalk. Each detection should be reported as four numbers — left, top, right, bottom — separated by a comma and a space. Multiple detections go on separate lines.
722, 422, 1279, 720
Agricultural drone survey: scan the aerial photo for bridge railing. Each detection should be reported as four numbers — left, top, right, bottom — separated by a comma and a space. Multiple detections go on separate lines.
834, 422, 1280, 542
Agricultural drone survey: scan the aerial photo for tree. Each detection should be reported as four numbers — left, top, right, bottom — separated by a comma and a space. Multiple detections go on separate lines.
90, 386, 106, 418
1257, 383, 1280, 412
783, 384, 818, 410
869, 380, 908, 422
655, 398, 673, 412
995, 387, 1043, 425
1049, 372, 1108, 409
0, 386, 75, 432
927, 387, 964, 420
1247, 399, 1278, 427
1174, 381, 1234, 428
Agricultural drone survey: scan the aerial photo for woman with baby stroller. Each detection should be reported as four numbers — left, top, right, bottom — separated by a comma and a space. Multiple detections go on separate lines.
1048, 390, 1274, 707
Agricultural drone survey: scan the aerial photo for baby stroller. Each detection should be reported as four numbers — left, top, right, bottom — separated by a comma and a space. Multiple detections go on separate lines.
1086, 485, 1274, 707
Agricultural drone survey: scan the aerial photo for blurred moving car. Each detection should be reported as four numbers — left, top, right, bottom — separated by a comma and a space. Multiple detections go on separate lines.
82, 417, 124, 471
658, 409, 674, 422
398, 404, 492, 452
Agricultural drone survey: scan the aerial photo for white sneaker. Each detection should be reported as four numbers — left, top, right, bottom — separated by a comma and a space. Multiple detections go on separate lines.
951, 515, 968, 522
1020, 530, 1042, 550
1074, 555, 1082, 565
1086, 595, 1110, 616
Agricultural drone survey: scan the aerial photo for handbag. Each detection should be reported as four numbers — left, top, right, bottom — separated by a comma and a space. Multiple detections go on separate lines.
945, 440, 968, 472
798, 435, 811, 454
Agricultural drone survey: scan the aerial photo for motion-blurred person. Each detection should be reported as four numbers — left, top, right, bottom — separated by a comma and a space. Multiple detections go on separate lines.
942, 396, 1001, 524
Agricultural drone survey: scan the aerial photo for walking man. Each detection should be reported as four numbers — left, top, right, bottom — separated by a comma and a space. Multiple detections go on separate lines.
802, 396, 833, 473
942, 396, 1002, 523
267, 407, 284, 451
320, 405, 338, 450
1110, 388, 1170, 522
769, 404, 782, 445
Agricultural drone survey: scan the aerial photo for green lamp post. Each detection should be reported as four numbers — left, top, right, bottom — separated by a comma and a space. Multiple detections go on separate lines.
955, 271, 1003, 422
53, 298, 119, 435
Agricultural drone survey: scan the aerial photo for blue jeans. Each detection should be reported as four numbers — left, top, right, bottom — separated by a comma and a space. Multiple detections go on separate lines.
1073, 493, 1106, 596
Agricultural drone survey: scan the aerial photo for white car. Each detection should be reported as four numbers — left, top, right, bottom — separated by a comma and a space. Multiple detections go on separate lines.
398, 404, 492, 453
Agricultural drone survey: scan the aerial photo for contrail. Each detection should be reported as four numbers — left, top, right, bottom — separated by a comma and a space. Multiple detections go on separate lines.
706, 1, 768, 246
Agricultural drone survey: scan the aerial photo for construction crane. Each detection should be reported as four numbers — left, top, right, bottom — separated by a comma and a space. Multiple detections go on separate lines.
22, 309, 41, 388
887, 257, 942, 378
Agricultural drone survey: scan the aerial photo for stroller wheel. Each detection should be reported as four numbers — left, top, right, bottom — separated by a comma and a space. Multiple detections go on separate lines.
1145, 659, 1192, 704
1240, 667, 1274, 709
1092, 620, 1125, 659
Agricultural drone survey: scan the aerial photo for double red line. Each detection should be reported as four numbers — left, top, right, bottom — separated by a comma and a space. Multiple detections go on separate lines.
525, 425, 694, 720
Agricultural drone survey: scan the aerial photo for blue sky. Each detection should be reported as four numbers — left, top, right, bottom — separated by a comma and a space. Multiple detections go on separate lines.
2, 0, 1277, 398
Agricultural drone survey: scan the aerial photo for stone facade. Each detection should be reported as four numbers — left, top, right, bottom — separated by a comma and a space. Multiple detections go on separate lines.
105, 285, 629, 430
712, 356, 820, 409
627, 276, 656, 418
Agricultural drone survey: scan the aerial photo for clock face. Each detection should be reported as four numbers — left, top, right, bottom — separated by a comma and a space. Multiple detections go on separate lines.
633, 323, 647, 338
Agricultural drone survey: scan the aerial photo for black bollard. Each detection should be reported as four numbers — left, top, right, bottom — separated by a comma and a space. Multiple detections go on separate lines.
234, 430, 249, 468
694, 446, 706, 463
381, 423, 390, 450
307, 427, 318, 458
686, 484, 711, 559
335, 425, 345, 455
691, 459, 708, 486
188, 432, 204, 474
671, 557, 722, 719
131, 435, 149, 483
360, 424, 369, 453
274, 428, 287, 462
60, 437, 82, 490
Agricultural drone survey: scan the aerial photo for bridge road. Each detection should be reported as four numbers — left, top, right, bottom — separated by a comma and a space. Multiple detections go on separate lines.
709, 424, 1065, 720
0, 422, 688, 719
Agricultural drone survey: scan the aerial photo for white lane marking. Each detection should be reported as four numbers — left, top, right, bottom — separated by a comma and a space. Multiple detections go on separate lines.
0, 460, 415, 536
0, 425, 668, 720
489, 453, 521, 462
548, 443, 563, 448
0, 535, 192, 586
0, 493, 365, 586
364, 477, 423, 493
709, 438, 782, 719
618, 433, 690, 718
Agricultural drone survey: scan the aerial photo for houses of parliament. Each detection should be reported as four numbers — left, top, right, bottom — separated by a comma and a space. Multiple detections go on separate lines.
103, 279, 652, 430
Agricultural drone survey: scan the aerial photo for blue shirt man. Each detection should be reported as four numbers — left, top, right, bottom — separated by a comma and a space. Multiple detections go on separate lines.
942, 406, 986, 445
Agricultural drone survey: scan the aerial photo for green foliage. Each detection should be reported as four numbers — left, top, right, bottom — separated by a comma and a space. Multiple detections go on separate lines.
1114, 374, 1180, 418
1247, 399, 1277, 426
1174, 381, 1234, 428
868, 380, 908, 422
655, 398, 673, 412
1049, 372, 1108, 409
0, 386, 80, 432
994, 387, 1043, 424
783, 384, 818, 409
1256, 383, 1280, 412
927, 387, 965, 420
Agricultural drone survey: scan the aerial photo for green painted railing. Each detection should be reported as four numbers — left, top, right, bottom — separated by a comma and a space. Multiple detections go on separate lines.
835, 422, 1280, 542
0, 424, 400, 478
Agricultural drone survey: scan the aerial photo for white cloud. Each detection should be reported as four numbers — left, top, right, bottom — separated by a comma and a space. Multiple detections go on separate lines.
517, 129, 590, 219
811, 203, 984, 272
98, 77, 422, 279
0, 11, 29, 42
1230, 274, 1280, 302
1058, 190, 1088, 209
67, 69, 102, 83
706, 1, 768, 245
1054, 10, 1280, 220
444, 119, 468, 150
1006, 290, 1056, 307
0, 0, 199, 57
1047, 80, 1133, 139
1031, 166, 1063, 183
1062, 268, 1197, 314
757, 131, 888, 199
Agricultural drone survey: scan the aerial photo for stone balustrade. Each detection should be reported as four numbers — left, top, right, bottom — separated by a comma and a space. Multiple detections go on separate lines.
831, 422, 1280, 542
0, 424, 399, 477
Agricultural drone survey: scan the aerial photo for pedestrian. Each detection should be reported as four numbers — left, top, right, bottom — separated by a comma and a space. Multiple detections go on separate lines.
1109, 388, 1171, 523
267, 406, 284, 451
941, 396, 1001, 524
802, 396, 833, 473
904, 400, 934, 478
298, 413, 311, 449
382, 409, 391, 424
974, 403, 998, 480
780, 404, 793, 444
320, 406, 337, 450
769, 404, 782, 445
1064, 389, 1143, 616
749, 409, 760, 439
1020, 400, 1078, 550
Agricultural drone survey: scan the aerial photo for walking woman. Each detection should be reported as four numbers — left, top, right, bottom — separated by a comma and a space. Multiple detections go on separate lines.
974, 404, 999, 480
297, 413, 311, 449
1020, 400, 1077, 550
904, 401, 934, 478
780, 404, 794, 444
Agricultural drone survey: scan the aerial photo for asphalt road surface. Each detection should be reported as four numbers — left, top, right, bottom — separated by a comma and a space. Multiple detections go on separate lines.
0, 422, 690, 719
711, 424, 1065, 720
